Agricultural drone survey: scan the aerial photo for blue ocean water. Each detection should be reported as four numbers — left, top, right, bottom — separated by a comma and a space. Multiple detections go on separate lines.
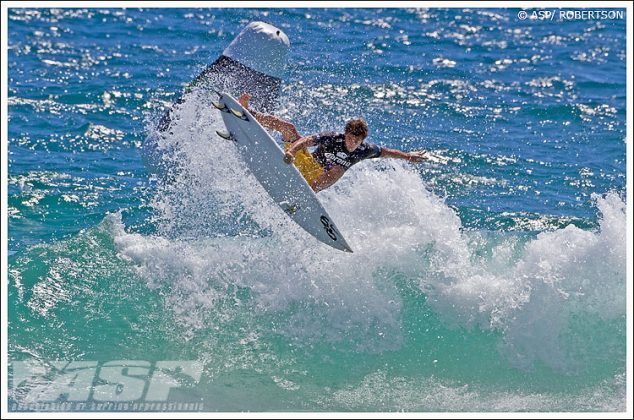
7, 8, 627, 412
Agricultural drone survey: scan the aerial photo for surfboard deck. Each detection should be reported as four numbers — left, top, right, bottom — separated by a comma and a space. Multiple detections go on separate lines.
214, 92, 353, 253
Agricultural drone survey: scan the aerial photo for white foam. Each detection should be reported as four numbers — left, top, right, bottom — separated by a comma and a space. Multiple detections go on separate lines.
127, 94, 626, 367
327, 370, 625, 411
423, 191, 626, 371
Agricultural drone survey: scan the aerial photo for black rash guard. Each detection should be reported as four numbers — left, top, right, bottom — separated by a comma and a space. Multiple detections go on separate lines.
311, 131, 382, 171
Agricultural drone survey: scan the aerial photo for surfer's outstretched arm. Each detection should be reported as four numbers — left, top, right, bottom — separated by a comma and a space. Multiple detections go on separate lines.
238, 93, 300, 142
380, 148, 428, 163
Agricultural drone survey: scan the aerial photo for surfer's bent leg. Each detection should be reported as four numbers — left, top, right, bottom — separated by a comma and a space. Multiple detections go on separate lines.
237, 92, 322, 186
239, 93, 300, 142
252, 112, 301, 143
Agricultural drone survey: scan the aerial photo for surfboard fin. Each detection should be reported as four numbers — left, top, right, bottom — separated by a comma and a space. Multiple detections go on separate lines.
216, 130, 235, 141
212, 101, 228, 111
230, 108, 248, 120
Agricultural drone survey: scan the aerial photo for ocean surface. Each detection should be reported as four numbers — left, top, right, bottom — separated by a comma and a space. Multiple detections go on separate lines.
6, 8, 627, 412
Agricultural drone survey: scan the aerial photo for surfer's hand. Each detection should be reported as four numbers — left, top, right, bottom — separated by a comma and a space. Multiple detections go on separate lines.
283, 152, 294, 164
238, 93, 252, 110
407, 151, 428, 163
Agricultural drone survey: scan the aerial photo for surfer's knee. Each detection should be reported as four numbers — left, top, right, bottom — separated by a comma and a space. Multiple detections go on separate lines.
282, 123, 301, 142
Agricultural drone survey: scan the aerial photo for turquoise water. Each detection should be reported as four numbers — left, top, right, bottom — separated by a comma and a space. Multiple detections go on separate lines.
7, 8, 626, 411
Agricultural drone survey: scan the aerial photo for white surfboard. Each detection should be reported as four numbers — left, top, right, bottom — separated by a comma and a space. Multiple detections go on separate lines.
214, 92, 353, 252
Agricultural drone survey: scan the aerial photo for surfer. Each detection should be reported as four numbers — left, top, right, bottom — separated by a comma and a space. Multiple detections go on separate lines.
238, 93, 429, 192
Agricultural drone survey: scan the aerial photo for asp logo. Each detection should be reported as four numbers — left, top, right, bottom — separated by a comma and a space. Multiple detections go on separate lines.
9, 360, 203, 404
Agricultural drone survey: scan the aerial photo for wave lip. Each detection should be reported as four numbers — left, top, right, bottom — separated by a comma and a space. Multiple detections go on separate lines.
142, 21, 290, 178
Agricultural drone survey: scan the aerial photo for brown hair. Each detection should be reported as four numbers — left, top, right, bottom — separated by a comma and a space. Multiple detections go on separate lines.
344, 118, 368, 139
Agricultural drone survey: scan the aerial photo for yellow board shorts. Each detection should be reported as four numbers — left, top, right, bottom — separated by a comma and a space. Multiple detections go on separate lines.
284, 143, 324, 186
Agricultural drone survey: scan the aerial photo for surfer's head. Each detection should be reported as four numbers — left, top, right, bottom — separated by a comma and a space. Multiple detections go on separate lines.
344, 118, 368, 149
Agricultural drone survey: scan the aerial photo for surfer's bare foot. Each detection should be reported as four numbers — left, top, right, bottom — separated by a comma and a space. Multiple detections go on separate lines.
238, 93, 252, 110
